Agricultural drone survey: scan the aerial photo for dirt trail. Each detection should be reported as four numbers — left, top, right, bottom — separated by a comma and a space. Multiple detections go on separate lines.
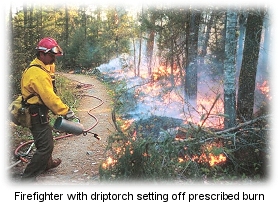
33, 73, 115, 184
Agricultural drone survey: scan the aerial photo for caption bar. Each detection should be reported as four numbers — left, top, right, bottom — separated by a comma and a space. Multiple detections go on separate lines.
14, 191, 264, 203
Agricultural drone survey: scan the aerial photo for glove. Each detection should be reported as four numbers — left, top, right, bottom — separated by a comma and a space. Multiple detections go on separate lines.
64, 109, 75, 120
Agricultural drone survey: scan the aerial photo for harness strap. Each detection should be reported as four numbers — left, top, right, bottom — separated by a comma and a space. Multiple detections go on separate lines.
22, 93, 36, 105
28, 64, 49, 73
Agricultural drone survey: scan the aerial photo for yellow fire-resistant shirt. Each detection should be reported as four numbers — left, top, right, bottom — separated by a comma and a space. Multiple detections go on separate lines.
21, 58, 69, 116
49, 63, 55, 80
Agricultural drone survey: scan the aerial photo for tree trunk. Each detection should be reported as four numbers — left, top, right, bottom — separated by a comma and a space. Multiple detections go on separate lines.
236, 12, 247, 79
132, 38, 137, 76
65, 5, 69, 47
146, 13, 156, 77
184, 9, 201, 100
224, 10, 238, 128
200, 10, 214, 64
137, 36, 142, 77
237, 9, 264, 122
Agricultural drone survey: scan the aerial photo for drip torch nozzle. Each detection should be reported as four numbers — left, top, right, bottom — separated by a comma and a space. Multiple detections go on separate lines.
85, 131, 101, 140
94, 133, 101, 140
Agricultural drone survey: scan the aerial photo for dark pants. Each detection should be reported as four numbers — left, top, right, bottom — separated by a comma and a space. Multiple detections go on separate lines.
21, 105, 53, 180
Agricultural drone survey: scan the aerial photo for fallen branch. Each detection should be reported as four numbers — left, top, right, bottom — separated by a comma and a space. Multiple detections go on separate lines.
174, 114, 271, 144
215, 114, 271, 135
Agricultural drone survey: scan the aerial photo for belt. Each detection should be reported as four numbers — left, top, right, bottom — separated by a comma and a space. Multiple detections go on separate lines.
29, 104, 49, 114
29, 104, 49, 125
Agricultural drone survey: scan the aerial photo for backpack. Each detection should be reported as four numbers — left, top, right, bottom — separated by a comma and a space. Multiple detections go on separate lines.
8, 94, 35, 128
9, 64, 50, 128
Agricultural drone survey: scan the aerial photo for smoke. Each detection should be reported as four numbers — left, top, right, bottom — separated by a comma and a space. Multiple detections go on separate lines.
96, 54, 226, 129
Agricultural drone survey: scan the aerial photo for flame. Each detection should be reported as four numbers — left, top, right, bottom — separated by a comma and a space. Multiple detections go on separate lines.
101, 65, 236, 170
102, 140, 227, 170
257, 81, 269, 94
178, 141, 227, 167
102, 139, 135, 169
102, 157, 117, 169
208, 153, 227, 166
181, 95, 224, 129
257, 80, 271, 100
136, 65, 225, 129
119, 119, 135, 131
141, 65, 180, 80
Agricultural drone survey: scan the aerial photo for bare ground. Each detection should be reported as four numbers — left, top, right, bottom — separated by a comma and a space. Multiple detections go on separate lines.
9, 73, 116, 185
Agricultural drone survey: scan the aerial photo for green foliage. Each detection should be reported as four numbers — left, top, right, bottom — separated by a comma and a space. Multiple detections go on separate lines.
55, 75, 80, 110
99, 115, 269, 182
99, 134, 179, 181
10, 5, 134, 88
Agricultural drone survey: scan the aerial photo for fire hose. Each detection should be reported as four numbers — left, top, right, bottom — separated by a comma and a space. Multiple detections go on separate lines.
9, 80, 104, 169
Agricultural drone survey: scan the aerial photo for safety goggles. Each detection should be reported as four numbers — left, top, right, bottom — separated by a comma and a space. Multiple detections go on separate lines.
36, 46, 63, 55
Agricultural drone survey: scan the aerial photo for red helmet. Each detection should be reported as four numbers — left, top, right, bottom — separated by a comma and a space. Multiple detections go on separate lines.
36, 37, 63, 56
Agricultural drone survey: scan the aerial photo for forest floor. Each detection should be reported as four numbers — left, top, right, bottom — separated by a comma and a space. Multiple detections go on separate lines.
8, 73, 116, 185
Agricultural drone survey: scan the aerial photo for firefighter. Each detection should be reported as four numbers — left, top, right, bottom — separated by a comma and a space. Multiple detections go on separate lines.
20, 37, 75, 181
